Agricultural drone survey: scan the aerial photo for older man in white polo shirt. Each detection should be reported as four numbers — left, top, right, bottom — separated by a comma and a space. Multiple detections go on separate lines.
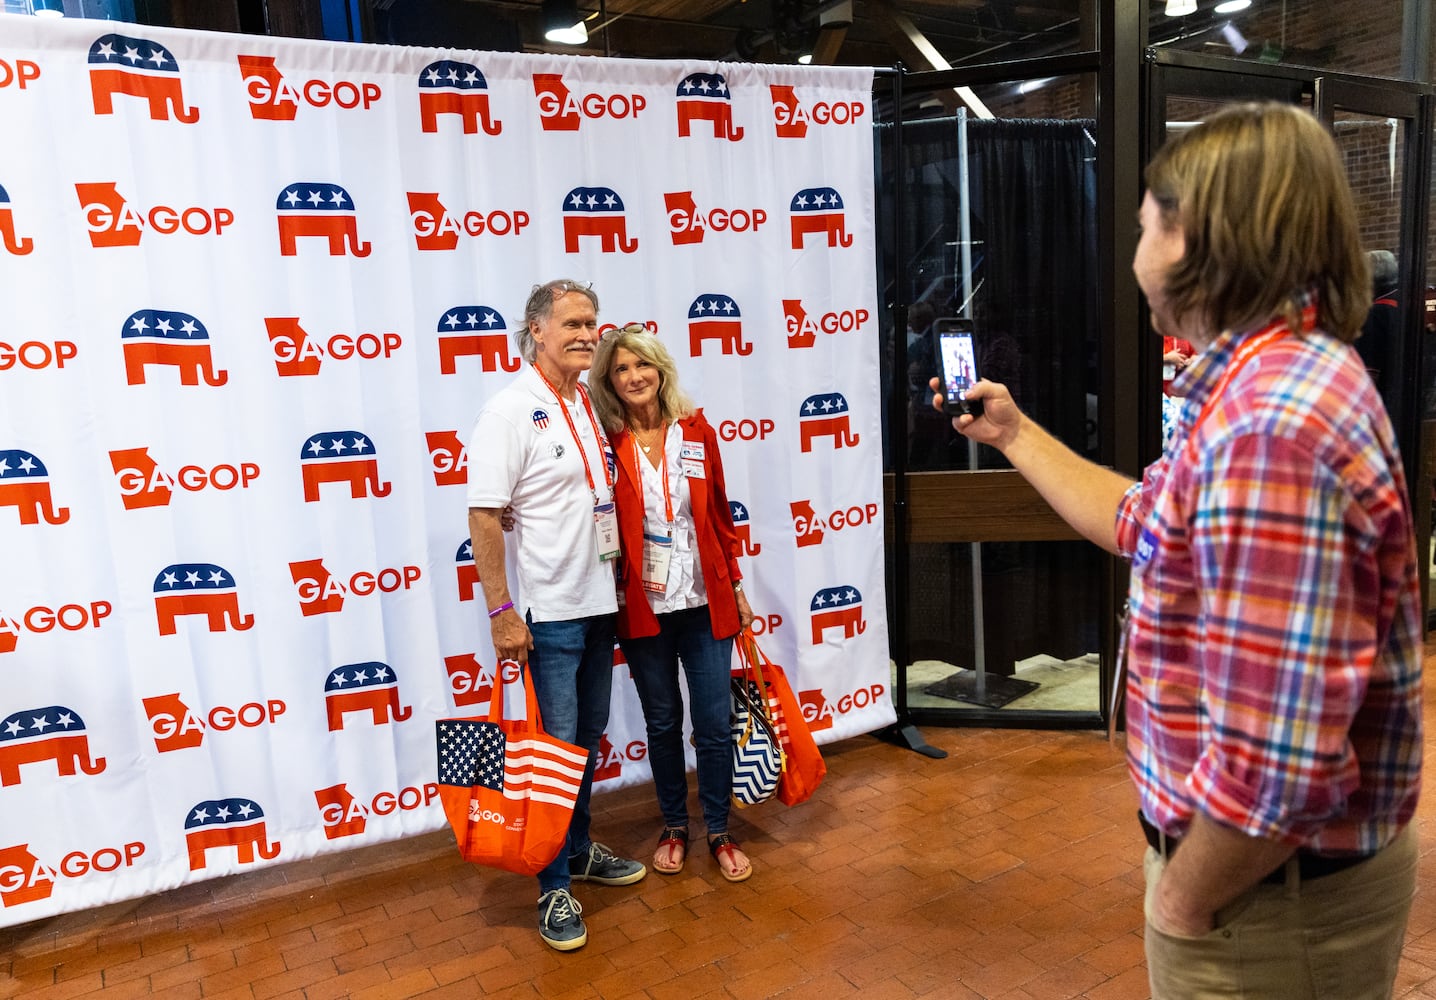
466, 278, 646, 953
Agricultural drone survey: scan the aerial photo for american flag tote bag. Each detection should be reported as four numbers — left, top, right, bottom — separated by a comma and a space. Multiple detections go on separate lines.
435, 663, 588, 875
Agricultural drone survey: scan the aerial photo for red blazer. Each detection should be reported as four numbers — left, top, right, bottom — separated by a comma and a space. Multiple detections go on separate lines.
612, 411, 743, 641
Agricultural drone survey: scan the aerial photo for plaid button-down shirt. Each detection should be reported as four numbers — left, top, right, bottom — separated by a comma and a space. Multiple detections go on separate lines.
1115, 306, 1422, 855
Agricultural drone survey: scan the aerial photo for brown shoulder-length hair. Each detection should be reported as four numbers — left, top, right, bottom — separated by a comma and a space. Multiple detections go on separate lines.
1144, 102, 1370, 342
587, 325, 696, 433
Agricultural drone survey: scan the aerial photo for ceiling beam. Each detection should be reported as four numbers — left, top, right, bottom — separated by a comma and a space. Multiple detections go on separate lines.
811, 24, 848, 65
871, 0, 994, 117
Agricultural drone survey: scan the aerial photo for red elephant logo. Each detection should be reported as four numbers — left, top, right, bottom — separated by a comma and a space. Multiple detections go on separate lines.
675, 72, 744, 141
0, 706, 107, 788
276, 183, 371, 257
184, 798, 279, 871
436, 305, 520, 374
0, 184, 33, 256
789, 186, 853, 250
799, 392, 861, 452
809, 586, 866, 645
687, 293, 753, 357
153, 563, 255, 636
88, 33, 199, 123
299, 431, 391, 501
729, 500, 762, 557
418, 60, 502, 135
0, 450, 70, 526
561, 186, 637, 254
456, 539, 480, 602
324, 662, 412, 731
121, 308, 228, 387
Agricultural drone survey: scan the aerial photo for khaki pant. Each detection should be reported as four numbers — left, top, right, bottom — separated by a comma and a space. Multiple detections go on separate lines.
1143, 823, 1416, 999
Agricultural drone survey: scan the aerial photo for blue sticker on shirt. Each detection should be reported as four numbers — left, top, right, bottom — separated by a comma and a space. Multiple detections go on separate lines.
1134, 525, 1158, 569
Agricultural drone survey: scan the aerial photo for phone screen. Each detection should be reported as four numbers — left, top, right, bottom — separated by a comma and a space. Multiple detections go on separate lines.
936, 322, 979, 414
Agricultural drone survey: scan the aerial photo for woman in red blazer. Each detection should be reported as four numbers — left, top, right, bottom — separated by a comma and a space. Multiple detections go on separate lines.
589, 325, 756, 882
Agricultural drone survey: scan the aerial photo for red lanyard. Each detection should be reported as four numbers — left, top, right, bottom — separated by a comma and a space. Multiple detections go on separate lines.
531, 364, 612, 504
629, 424, 674, 525
1182, 326, 1289, 462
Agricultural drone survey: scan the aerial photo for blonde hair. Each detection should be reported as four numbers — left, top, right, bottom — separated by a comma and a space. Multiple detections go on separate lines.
588, 325, 696, 432
1144, 102, 1371, 342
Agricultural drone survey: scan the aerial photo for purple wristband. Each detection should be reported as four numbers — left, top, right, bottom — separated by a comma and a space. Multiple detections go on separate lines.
488, 601, 514, 619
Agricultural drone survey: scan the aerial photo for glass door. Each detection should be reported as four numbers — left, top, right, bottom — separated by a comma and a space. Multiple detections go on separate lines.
1314, 80, 1429, 504
879, 69, 1109, 728
1148, 57, 1432, 621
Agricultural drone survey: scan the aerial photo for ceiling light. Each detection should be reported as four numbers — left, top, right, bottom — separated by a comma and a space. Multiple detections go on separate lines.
1214, 0, 1251, 11
1220, 21, 1250, 52
797, 52, 813, 64
1165, 0, 1198, 15
819, 0, 853, 29
542, 0, 588, 44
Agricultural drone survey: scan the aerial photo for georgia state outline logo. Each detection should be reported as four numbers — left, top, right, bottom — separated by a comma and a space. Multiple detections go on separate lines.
238, 54, 382, 121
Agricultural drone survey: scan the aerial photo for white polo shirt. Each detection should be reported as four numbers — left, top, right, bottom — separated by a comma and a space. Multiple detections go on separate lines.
467, 365, 617, 623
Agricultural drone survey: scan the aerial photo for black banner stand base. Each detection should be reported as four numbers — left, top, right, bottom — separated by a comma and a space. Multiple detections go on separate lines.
876, 719, 948, 758
924, 669, 1039, 709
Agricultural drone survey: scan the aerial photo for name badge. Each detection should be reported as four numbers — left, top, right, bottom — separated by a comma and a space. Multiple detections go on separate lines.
682, 458, 705, 480
680, 442, 705, 462
641, 531, 672, 593
594, 502, 620, 562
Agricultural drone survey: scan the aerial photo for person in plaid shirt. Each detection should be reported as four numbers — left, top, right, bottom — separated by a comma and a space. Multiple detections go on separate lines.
938, 102, 1421, 999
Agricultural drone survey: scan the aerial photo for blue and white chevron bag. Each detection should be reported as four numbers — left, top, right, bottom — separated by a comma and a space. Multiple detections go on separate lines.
731, 658, 783, 808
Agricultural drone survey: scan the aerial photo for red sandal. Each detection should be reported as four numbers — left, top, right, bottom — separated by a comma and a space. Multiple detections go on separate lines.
654, 827, 688, 875
708, 833, 753, 883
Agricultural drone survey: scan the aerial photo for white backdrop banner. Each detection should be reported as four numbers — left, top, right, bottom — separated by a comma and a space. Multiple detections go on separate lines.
0, 14, 891, 923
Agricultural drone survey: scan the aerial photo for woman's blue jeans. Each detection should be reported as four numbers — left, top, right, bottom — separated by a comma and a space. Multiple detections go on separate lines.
620, 606, 734, 836
528, 612, 616, 894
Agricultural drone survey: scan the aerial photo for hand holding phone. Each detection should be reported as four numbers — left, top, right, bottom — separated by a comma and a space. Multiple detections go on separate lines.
935, 319, 982, 417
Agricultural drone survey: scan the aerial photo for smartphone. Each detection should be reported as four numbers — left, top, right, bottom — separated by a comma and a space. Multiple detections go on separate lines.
934, 318, 981, 417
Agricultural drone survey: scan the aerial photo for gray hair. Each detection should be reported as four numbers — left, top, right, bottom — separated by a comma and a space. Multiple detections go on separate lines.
514, 279, 599, 363
1367, 250, 1398, 293
588, 325, 696, 433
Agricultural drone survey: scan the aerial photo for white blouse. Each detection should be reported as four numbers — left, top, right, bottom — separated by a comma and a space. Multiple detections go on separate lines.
638, 422, 707, 614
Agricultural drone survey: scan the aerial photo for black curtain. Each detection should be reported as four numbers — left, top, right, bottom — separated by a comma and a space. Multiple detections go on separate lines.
894, 117, 1102, 674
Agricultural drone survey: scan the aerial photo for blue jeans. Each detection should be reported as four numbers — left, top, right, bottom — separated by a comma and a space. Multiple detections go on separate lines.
620, 606, 734, 836
527, 612, 616, 894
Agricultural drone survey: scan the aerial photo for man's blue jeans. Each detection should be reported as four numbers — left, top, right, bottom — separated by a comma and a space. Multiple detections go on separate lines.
620, 606, 734, 836
527, 612, 616, 894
